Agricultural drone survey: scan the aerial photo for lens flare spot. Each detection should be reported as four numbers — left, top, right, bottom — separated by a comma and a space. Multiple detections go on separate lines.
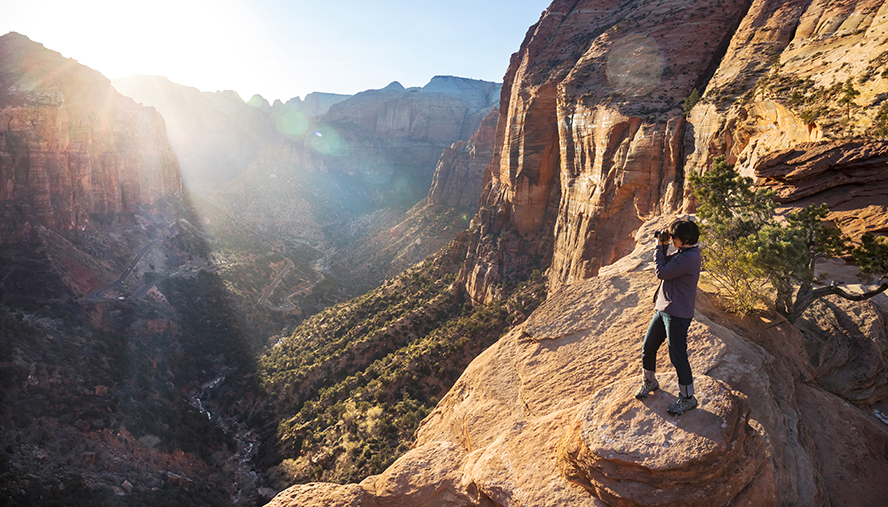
273, 110, 309, 137
309, 125, 343, 155
606, 33, 665, 97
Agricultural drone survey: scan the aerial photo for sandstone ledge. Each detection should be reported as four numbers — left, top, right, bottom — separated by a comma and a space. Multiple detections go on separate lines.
558, 376, 774, 507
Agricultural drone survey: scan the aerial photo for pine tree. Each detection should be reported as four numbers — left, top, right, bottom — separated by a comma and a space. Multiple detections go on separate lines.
690, 156, 888, 323
683, 87, 701, 116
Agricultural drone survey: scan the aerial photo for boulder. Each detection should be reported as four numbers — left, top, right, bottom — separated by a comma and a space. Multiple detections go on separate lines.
558, 376, 775, 507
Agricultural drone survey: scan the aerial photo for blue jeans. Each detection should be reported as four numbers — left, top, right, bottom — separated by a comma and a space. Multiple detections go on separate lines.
642, 310, 693, 386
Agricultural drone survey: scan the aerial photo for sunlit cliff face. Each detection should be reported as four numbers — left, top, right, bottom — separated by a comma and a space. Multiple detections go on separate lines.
0, 33, 182, 241
460, 0, 888, 302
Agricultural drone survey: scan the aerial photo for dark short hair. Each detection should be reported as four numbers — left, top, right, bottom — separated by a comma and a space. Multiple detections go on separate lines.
669, 220, 699, 245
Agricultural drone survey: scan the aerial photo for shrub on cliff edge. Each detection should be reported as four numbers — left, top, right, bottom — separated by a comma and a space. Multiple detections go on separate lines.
690, 156, 888, 323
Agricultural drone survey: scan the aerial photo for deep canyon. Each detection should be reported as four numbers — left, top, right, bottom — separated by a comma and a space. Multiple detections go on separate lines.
2, 0, 888, 505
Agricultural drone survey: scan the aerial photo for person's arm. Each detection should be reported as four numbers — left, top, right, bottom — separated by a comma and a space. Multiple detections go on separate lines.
654, 247, 695, 280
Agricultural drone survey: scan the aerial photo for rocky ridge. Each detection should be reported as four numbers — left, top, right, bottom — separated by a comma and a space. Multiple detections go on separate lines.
269, 220, 888, 506
0, 33, 182, 243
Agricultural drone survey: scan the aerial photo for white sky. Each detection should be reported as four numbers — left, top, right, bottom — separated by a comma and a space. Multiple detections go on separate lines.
0, 0, 550, 102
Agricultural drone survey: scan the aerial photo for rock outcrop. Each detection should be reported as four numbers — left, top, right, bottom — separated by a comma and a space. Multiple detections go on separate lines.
427, 108, 498, 209
0, 33, 182, 243
456, 0, 888, 304
558, 377, 773, 507
268, 222, 888, 506
752, 140, 888, 240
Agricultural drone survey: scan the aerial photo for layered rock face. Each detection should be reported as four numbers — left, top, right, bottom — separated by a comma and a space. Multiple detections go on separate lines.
458, 0, 754, 303
324, 109, 499, 291
753, 140, 888, 240
269, 224, 888, 506
427, 108, 498, 209
214, 76, 501, 250
686, 0, 888, 238
0, 33, 182, 242
458, 0, 888, 303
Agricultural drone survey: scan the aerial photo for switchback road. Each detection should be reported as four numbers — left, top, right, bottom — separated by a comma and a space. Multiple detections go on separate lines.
86, 240, 160, 302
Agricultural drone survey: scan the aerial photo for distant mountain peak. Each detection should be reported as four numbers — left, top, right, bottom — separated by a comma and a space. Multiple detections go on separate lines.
247, 94, 271, 112
381, 81, 406, 92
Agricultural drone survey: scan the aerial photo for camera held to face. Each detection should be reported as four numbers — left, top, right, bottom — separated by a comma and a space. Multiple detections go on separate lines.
654, 230, 671, 242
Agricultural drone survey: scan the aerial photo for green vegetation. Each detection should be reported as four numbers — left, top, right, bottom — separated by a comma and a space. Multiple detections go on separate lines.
689, 156, 776, 315
690, 156, 888, 322
871, 100, 888, 137
683, 87, 701, 116
0, 193, 315, 506
252, 241, 547, 486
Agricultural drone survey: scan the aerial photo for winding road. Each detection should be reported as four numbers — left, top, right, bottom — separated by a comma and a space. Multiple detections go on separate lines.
86, 240, 160, 302
258, 257, 320, 311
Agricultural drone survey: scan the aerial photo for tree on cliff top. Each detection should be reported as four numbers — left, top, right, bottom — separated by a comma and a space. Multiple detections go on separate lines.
690, 156, 888, 323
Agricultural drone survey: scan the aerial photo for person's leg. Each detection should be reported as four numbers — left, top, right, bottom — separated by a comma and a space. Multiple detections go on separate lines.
664, 314, 696, 414
636, 311, 667, 399
642, 311, 667, 372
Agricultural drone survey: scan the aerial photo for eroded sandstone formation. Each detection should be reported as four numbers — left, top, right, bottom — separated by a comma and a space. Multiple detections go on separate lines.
0, 33, 182, 243
427, 108, 498, 209
457, 0, 888, 303
457, 0, 753, 303
558, 377, 774, 507
753, 140, 888, 240
686, 0, 888, 235
268, 221, 888, 506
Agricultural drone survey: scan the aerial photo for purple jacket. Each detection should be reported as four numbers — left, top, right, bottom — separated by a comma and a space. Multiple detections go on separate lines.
654, 244, 701, 319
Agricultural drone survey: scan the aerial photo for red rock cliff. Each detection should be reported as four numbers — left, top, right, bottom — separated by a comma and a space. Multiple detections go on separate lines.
459, 0, 888, 303
458, 0, 752, 303
0, 33, 182, 242
427, 108, 498, 209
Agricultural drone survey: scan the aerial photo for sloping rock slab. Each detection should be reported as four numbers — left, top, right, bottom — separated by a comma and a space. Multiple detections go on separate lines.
265, 482, 371, 507
753, 141, 888, 201
558, 376, 774, 507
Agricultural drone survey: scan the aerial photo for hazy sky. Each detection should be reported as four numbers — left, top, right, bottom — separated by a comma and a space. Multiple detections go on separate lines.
0, 0, 550, 102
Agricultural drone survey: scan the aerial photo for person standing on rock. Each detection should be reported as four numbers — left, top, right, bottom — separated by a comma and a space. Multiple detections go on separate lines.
634, 219, 702, 416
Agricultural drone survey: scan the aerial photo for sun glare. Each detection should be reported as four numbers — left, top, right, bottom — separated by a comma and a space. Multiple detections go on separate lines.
0, 0, 286, 99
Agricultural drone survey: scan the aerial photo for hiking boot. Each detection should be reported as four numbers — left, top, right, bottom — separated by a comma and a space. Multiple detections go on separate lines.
667, 395, 698, 416
634, 377, 659, 400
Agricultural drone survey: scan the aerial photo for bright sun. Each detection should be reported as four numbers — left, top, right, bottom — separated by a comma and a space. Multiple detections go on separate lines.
1, 0, 283, 97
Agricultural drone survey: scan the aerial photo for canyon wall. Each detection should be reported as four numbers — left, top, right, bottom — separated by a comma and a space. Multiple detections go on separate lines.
458, 0, 888, 303
213, 76, 502, 249
0, 33, 182, 243
427, 108, 498, 209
